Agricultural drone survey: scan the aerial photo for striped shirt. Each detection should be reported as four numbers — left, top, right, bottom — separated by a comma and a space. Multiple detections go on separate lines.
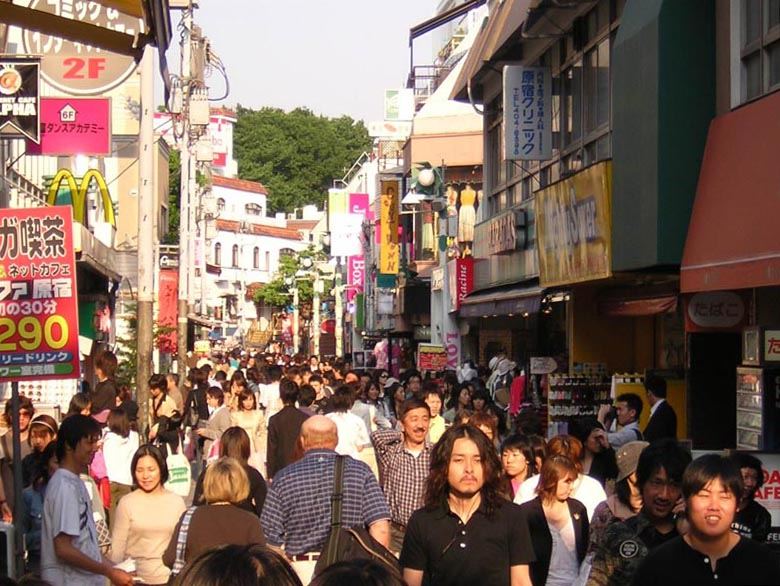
371, 429, 432, 526
260, 449, 390, 555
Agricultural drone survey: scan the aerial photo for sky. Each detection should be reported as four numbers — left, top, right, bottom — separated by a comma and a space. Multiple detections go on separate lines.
162, 0, 441, 123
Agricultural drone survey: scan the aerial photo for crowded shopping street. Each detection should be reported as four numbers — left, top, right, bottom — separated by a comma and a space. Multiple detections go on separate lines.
1, 0, 780, 585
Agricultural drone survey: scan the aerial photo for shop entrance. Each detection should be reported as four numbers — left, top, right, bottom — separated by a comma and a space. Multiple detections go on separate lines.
687, 332, 740, 449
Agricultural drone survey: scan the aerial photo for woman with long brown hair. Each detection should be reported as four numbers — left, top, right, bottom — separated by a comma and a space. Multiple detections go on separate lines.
518, 456, 589, 586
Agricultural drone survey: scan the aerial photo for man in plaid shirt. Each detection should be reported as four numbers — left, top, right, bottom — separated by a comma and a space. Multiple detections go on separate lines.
371, 397, 432, 554
261, 415, 390, 584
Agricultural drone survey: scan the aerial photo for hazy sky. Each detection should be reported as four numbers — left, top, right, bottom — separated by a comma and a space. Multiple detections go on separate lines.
165, 0, 440, 122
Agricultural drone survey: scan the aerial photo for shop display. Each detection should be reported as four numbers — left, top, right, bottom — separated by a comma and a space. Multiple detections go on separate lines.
736, 367, 780, 450
547, 366, 611, 437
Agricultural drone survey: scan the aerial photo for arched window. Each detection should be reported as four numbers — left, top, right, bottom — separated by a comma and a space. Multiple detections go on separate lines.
217, 198, 225, 212
253, 247, 260, 269
245, 203, 262, 216
232, 244, 239, 267
214, 242, 222, 266
279, 248, 295, 259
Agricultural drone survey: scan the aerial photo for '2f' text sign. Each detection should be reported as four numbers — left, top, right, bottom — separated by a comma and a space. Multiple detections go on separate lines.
22, 0, 144, 95
0, 207, 79, 381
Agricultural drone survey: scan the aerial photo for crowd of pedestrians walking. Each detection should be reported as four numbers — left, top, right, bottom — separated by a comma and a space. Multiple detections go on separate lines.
0, 348, 777, 585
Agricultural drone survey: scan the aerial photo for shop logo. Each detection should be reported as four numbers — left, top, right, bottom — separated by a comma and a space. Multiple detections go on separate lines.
687, 291, 744, 329
46, 169, 116, 227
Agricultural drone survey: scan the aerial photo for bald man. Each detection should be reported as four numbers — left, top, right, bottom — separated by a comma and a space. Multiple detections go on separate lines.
260, 416, 391, 583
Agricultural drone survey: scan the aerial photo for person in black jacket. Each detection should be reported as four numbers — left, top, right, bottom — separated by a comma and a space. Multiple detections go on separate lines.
731, 452, 771, 543
519, 455, 589, 586
266, 379, 309, 479
642, 375, 677, 443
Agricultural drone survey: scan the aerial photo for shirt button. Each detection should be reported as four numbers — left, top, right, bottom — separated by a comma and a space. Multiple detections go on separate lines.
704, 558, 709, 564
714, 575, 718, 580
459, 543, 466, 548
461, 530, 466, 535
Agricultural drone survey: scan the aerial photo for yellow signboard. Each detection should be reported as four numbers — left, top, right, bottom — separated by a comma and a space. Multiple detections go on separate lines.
47, 168, 116, 227
534, 161, 612, 287
379, 191, 399, 274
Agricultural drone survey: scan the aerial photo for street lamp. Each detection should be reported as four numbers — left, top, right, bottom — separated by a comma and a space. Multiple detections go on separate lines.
283, 276, 300, 353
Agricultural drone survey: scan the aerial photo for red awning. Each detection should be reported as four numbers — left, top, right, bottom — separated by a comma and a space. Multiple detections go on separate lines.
681, 91, 780, 293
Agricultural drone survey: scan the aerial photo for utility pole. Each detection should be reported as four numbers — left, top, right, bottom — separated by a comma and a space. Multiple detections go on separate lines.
137, 45, 156, 433
313, 275, 321, 356
176, 5, 193, 382
292, 287, 300, 354
334, 270, 343, 357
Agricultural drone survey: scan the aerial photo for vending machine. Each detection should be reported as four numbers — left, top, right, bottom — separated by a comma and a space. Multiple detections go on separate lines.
736, 327, 780, 450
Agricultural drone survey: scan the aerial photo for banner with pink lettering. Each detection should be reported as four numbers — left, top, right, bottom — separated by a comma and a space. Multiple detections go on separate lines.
347, 194, 369, 303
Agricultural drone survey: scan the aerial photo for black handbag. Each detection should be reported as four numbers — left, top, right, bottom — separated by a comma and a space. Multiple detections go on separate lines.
313, 456, 401, 578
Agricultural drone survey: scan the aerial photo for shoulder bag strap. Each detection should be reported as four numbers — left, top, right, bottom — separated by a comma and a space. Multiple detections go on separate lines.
330, 455, 345, 529
171, 506, 197, 575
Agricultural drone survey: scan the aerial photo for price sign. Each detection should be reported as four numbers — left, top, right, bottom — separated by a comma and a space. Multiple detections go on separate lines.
0, 206, 80, 381
417, 344, 448, 372
22, 0, 144, 95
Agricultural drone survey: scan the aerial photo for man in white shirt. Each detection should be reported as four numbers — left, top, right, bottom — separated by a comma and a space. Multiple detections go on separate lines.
598, 392, 643, 449
42, 415, 133, 586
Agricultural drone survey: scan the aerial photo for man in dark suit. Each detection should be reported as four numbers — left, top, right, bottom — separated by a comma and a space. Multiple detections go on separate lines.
267, 378, 310, 479
643, 375, 677, 442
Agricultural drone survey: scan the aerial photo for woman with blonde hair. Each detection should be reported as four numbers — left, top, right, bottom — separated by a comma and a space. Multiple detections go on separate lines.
163, 457, 265, 572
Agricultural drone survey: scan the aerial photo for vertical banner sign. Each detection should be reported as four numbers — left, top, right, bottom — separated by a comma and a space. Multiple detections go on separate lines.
327, 188, 348, 233
0, 206, 79, 381
447, 257, 475, 313
346, 194, 369, 303
379, 191, 400, 275
157, 270, 178, 354
503, 65, 552, 161
0, 57, 41, 143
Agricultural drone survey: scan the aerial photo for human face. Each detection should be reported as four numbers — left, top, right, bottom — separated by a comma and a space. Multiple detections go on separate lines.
19, 408, 33, 433
367, 384, 380, 401
555, 474, 576, 501
425, 393, 442, 417
167, 376, 177, 391
206, 394, 219, 409
394, 386, 406, 402
134, 455, 162, 493
310, 356, 319, 369
687, 477, 738, 539
150, 385, 162, 398
458, 388, 471, 407
642, 466, 681, 521
30, 427, 54, 452
81, 404, 92, 416
408, 376, 421, 394
241, 395, 255, 411
401, 407, 430, 445
740, 466, 760, 502
378, 372, 389, 385
615, 401, 636, 427
448, 437, 484, 498
73, 435, 100, 469
502, 448, 528, 480
586, 429, 604, 454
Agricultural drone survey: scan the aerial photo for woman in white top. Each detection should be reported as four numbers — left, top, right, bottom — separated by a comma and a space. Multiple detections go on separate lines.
230, 388, 266, 472
325, 385, 369, 458
101, 409, 139, 518
514, 435, 606, 521
110, 444, 186, 586
518, 455, 589, 586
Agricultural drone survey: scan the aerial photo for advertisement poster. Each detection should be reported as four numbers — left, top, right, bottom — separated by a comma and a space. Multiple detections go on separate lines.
503, 65, 552, 161
417, 344, 448, 372
28, 97, 111, 155
0, 57, 40, 143
0, 206, 79, 381
534, 161, 613, 287
379, 191, 399, 275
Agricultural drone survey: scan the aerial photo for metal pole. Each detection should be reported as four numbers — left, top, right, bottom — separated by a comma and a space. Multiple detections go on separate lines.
292, 287, 299, 354
335, 271, 343, 358
10, 381, 22, 577
313, 275, 320, 357
136, 45, 156, 434
176, 5, 193, 384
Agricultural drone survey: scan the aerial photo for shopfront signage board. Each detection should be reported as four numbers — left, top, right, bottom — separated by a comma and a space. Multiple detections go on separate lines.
503, 65, 552, 161
0, 57, 40, 143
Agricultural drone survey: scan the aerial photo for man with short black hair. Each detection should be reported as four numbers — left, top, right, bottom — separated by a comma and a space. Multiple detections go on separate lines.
371, 398, 432, 554
598, 392, 643, 449
643, 375, 677, 442
633, 454, 780, 585
731, 452, 771, 543
267, 378, 309, 479
588, 438, 691, 586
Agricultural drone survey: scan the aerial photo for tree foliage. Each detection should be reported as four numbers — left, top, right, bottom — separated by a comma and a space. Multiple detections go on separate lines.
162, 148, 181, 244
233, 106, 372, 213
254, 246, 331, 307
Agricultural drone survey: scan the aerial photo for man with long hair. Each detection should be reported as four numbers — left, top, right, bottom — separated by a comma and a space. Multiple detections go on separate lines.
400, 425, 534, 586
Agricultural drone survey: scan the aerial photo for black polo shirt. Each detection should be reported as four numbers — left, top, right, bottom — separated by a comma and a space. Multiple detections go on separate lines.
632, 535, 780, 586
400, 498, 535, 586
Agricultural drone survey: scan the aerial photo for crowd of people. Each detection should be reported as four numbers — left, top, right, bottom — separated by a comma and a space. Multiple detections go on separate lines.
0, 348, 777, 585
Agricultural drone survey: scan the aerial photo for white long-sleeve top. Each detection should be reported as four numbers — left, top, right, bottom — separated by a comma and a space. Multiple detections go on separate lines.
102, 430, 140, 486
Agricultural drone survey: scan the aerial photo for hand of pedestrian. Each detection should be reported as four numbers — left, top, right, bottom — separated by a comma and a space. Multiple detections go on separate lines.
1, 502, 11, 522
597, 403, 612, 423
106, 567, 134, 586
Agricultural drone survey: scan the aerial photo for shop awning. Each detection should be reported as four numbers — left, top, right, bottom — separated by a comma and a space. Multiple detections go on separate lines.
460, 284, 542, 318
450, 0, 533, 102
681, 91, 780, 293
598, 284, 678, 317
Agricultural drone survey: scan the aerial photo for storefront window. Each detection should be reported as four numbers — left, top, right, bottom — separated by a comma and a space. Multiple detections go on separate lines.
739, 0, 780, 101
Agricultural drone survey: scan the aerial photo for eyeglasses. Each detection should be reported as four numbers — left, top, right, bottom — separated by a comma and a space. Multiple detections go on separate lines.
379, 374, 388, 378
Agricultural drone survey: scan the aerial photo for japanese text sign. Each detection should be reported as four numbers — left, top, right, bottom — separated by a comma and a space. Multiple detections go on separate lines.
684, 291, 748, 333
379, 191, 400, 275
0, 206, 80, 382
503, 65, 552, 161
28, 98, 111, 155
417, 344, 448, 372
764, 330, 780, 362
0, 57, 40, 143
22, 0, 143, 95
535, 161, 613, 287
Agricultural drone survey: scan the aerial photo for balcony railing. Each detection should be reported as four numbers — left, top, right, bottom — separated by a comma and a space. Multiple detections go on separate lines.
407, 65, 452, 111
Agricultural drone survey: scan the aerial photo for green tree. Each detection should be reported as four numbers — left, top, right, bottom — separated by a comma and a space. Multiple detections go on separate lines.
254, 246, 331, 307
162, 148, 181, 244
233, 106, 372, 213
